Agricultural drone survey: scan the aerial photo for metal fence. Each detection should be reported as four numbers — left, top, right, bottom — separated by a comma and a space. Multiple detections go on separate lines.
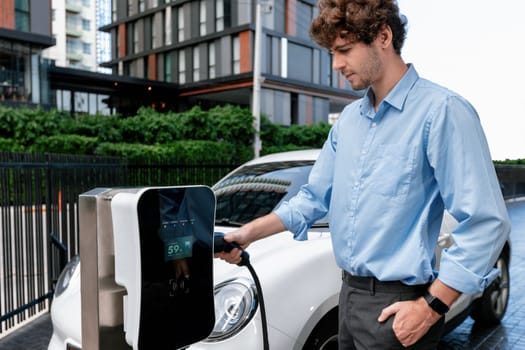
0, 151, 235, 336
495, 165, 525, 199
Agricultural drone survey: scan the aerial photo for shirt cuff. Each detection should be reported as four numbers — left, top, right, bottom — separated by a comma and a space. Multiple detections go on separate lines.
437, 251, 500, 295
274, 203, 309, 241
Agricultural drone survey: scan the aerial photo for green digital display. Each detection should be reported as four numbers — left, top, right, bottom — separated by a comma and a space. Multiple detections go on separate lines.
165, 235, 194, 260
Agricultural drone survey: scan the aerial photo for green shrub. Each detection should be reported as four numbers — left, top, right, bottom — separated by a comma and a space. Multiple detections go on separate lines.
68, 113, 122, 142
119, 107, 180, 144
208, 105, 255, 145
494, 159, 525, 165
260, 115, 284, 147
0, 106, 73, 147
30, 135, 98, 155
163, 140, 252, 163
95, 142, 166, 162
176, 106, 216, 141
0, 104, 332, 160
0, 137, 25, 152
280, 122, 331, 148
95, 140, 252, 164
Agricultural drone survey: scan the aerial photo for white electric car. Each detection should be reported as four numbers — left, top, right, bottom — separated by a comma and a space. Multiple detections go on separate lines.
48, 149, 511, 350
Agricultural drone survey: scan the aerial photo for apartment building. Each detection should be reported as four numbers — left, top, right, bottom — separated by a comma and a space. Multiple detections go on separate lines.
0, 0, 54, 105
44, 0, 112, 73
101, 0, 362, 126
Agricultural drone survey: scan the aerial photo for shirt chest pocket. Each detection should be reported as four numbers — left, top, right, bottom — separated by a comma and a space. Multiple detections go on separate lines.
368, 143, 417, 199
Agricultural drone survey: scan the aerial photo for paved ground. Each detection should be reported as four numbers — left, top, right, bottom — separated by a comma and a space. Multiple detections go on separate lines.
0, 313, 53, 350
2, 201, 525, 349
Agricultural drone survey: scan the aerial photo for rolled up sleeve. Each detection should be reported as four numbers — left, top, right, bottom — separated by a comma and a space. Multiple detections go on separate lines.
427, 95, 511, 294
274, 130, 337, 241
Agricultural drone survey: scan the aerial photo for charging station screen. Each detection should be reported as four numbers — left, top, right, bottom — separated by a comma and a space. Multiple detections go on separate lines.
157, 190, 196, 261
137, 187, 215, 349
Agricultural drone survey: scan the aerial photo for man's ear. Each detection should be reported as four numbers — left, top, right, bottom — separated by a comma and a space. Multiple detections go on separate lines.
377, 25, 393, 48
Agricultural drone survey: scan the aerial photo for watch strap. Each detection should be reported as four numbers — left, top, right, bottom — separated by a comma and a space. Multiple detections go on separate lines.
423, 291, 449, 315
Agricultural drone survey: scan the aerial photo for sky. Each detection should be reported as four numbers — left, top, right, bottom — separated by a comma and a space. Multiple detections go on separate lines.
396, 0, 525, 160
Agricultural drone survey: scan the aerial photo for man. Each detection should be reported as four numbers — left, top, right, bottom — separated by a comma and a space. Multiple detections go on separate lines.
216, 0, 511, 348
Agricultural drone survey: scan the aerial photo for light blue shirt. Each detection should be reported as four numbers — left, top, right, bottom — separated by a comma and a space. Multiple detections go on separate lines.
275, 65, 510, 295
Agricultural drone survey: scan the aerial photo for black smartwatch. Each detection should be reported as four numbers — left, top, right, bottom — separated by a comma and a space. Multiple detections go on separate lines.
423, 291, 449, 315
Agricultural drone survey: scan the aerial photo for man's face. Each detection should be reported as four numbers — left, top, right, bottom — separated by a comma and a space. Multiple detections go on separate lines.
330, 36, 382, 91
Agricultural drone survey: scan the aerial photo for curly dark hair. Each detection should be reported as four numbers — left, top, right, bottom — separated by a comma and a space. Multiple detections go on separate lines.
309, 0, 407, 55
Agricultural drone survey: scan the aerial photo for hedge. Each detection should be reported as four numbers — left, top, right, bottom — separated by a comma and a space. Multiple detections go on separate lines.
0, 104, 331, 163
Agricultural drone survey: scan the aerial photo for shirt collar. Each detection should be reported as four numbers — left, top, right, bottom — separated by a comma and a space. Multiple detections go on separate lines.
360, 64, 419, 118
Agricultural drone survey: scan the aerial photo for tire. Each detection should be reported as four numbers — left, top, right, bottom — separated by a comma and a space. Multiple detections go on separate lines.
303, 309, 339, 350
470, 249, 510, 325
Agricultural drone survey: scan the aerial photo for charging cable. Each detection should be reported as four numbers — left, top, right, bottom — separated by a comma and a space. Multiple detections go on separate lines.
214, 232, 270, 350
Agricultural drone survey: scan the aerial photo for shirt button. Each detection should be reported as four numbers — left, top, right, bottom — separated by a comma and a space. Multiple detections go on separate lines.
371, 122, 377, 127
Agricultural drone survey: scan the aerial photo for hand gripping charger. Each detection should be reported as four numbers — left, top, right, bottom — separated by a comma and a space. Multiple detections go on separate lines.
111, 186, 216, 350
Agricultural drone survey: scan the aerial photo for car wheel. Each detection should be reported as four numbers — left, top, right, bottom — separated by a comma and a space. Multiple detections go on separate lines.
303, 309, 338, 350
470, 249, 510, 325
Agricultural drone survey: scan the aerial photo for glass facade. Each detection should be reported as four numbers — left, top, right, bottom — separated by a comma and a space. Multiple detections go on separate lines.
15, 0, 30, 32
102, 0, 358, 123
0, 42, 28, 102
0, 40, 53, 105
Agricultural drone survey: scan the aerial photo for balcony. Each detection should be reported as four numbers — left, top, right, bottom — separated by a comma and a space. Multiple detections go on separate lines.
66, 0, 82, 13
67, 51, 83, 62
66, 25, 82, 37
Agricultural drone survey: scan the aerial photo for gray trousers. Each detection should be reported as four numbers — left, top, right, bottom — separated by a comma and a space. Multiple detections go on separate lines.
338, 273, 445, 350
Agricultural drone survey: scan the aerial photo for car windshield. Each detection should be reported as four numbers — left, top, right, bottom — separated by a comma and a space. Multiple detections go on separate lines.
213, 160, 323, 226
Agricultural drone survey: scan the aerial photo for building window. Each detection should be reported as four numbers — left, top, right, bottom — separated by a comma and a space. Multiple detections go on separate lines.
216, 0, 224, 31
178, 50, 186, 84
208, 42, 216, 79
66, 38, 80, 53
82, 19, 91, 31
133, 22, 140, 54
139, 0, 145, 12
82, 42, 92, 54
66, 15, 79, 31
165, 54, 172, 82
177, 7, 184, 42
193, 47, 200, 82
153, 13, 163, 49
232, 36, 240, 74
296, 1, 314, 40
112, 0, 117, 21
15, 0, 30, 31
200, 0, 207, 36
165, 6, 172, 45
82, 0, 90, 7
288, 42, 312, 82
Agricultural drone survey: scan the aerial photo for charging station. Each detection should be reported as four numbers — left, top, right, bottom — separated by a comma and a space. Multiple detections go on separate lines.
79, 186, 216, 350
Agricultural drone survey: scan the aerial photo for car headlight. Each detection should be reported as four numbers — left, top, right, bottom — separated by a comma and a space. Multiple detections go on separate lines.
54, 255, 80, 297
205, 277, 258, 342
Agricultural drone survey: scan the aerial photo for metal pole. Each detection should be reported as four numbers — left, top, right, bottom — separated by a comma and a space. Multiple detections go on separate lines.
252, 1, 262, 158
